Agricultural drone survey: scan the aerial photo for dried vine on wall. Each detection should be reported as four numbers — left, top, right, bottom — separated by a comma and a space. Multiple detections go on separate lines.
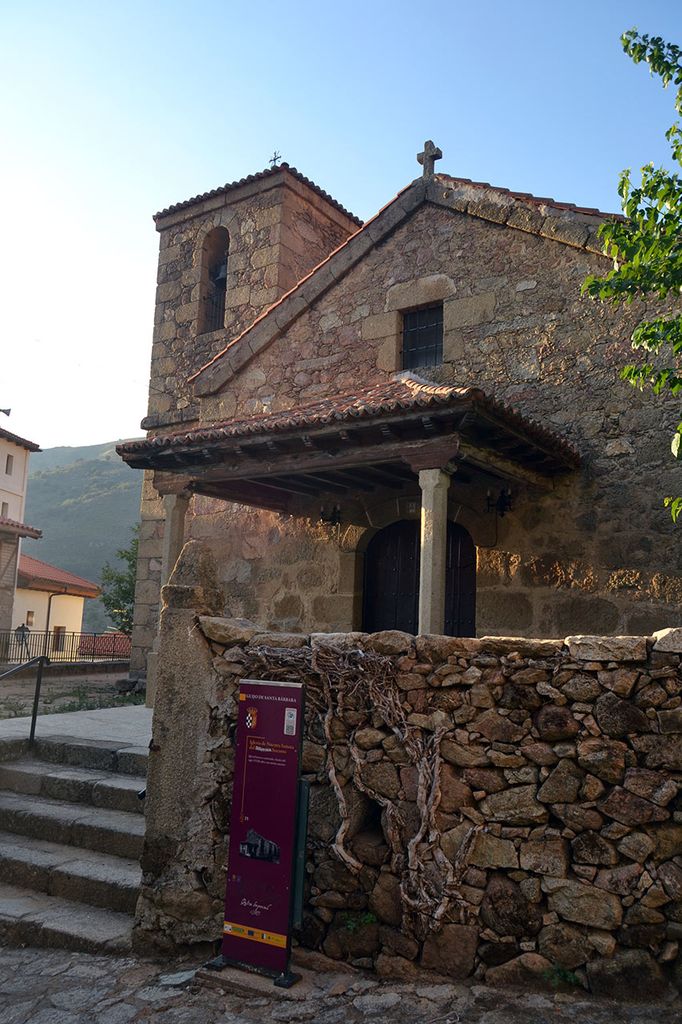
241, 643, 476, 938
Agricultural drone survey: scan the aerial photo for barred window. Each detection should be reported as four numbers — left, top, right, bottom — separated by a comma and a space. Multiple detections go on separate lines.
198, 227, 229, 335
402, 304, 443, 370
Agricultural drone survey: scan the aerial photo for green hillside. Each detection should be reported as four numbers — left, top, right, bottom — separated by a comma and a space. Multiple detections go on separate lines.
22, 442, 142, 631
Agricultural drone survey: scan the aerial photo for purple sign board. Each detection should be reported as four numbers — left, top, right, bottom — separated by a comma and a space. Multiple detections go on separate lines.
219, 679, 304, 981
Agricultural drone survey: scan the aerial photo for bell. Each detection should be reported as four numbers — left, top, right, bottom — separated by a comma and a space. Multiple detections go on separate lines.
211, 261, 227, 284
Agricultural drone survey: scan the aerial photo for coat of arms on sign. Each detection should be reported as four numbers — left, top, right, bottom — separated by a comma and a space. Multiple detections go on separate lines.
245, 707, 258, 729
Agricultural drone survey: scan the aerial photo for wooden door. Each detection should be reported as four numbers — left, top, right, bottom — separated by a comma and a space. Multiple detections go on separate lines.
362, 520, 420, 633
362, 520, 476, 637
444, 523, 477, 637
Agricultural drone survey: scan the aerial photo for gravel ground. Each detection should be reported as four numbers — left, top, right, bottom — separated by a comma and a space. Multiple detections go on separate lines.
0, 946, 678, 1024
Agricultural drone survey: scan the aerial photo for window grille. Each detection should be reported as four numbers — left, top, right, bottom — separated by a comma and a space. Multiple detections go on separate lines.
402, 304, 443, 369
198, 227, 229, 335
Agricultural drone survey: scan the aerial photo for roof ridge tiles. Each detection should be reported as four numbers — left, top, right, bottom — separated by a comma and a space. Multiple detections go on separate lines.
154, 163, 363, 225
436, 173, 616, 219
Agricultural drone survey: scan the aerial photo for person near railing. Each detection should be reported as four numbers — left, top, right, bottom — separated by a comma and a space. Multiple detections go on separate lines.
14, 622, 31, 660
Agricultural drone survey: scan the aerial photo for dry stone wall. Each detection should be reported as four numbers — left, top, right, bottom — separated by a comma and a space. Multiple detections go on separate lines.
136, 546, 682, 997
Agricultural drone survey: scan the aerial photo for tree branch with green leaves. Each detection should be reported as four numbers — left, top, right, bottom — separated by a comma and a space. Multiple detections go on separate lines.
101, 528, 138, 635
582, 29, 682, 521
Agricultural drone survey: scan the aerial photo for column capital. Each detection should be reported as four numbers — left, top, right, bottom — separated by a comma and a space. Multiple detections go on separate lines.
162, 491, 191, 511
418, 466, 452, 493
405, 439, 459, 474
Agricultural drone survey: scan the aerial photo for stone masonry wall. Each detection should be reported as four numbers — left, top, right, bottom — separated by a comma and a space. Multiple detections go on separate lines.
136, 543, 682, 998
195, 202, 682, 640
131, 195, 682, 678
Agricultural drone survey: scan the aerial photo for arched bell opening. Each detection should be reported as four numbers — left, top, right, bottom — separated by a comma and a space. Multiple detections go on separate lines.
198, 226, 230, 334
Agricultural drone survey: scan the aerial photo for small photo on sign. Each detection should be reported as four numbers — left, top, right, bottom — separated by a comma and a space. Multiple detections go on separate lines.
239, 828, 281, 864
284, 707, 297, 735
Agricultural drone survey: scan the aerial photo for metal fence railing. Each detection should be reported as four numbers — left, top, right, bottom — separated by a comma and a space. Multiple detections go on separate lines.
0, 630, 131, 665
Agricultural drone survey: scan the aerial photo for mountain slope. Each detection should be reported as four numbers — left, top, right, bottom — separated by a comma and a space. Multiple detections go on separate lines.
22, 442, 142, 631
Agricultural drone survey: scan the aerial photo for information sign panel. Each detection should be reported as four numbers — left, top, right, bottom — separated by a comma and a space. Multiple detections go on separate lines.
219, 678, 304, 980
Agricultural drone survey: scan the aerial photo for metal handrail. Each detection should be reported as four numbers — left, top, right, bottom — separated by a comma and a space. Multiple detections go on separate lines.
0, 656, 50, 746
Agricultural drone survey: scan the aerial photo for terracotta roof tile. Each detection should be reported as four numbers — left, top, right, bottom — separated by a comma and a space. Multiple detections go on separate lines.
18, 554, 100, 598
436, 173, 618, 219
154, 163, 363, 225
0, 426, 40, 452
118, 373, 580, 469
0, 517, 42, 540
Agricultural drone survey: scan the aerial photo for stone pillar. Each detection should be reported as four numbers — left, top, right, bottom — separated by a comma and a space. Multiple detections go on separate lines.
133, 541, 225, 955
161, 493, 190, 586
417, 468, 451, 635
146, 492, 190, 707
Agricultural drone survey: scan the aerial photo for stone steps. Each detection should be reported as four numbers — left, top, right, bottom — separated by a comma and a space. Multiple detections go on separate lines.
0, 733, 148, 954
0, 831, 141, 913
0, 882, 133, 953
0, 791, 145, 860
32, 735, 147, 776
0, 758, 146, 815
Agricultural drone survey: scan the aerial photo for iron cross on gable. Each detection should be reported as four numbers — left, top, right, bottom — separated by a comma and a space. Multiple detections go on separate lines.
417, 140, 443, 177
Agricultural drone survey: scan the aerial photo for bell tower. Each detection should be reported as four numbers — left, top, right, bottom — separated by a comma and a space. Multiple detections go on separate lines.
129, 164, 360, 683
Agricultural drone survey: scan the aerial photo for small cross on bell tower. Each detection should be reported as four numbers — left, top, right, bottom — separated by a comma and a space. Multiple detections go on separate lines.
417, 140, 443, 177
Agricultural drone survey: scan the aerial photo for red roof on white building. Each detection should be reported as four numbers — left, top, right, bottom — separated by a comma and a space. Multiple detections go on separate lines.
17, 555, 100, 599
0, 426, 40, 452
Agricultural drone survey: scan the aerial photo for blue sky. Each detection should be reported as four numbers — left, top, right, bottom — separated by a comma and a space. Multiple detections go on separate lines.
2, 0, 681, 447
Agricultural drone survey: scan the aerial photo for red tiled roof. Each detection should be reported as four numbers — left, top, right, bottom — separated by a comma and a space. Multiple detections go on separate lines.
154, 163, 363, 226
0, 517, 42, 540
17, 555, 101, 598
436, 173, 619, 220
118, 373, 580, 469
0, 426, 40, 452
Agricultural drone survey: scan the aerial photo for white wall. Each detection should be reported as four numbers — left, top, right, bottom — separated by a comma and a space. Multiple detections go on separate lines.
12, 590, 85, 633
0, 439, 30, 522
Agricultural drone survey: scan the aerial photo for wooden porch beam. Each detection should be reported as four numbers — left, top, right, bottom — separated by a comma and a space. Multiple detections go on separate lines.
457, 442, 552, 490
176, 436, 461, 487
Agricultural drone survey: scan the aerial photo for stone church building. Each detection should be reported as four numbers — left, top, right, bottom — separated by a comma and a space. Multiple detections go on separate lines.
118, 144, 681, 692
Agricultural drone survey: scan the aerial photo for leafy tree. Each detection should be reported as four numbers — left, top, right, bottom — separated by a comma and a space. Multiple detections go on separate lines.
100, 529, 138, 635
582, 30, 682, 519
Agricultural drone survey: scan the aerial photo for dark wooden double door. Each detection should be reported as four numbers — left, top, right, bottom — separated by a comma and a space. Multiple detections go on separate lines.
362, 519, 476, 637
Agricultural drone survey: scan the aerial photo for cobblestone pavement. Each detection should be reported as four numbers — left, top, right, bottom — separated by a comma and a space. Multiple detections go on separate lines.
0, 947, 679, 1024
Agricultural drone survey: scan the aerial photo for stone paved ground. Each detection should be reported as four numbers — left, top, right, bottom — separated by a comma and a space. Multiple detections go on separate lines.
0, 947, 678, 1024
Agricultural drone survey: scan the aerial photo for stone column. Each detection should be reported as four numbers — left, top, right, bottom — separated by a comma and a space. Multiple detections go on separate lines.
161, 493, 190, 585
417, 468, 451, 635
146, 492, 190, 707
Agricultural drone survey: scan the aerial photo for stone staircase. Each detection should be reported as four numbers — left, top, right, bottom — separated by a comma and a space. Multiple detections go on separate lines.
0, 735, 146, 953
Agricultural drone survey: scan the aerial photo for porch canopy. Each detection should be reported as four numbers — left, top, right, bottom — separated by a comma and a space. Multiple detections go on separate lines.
117, 374, 580, 634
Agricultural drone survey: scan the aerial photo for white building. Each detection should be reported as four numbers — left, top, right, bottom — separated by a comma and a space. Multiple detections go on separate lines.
0, 426, 41, 634
12, 554, 101, 637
